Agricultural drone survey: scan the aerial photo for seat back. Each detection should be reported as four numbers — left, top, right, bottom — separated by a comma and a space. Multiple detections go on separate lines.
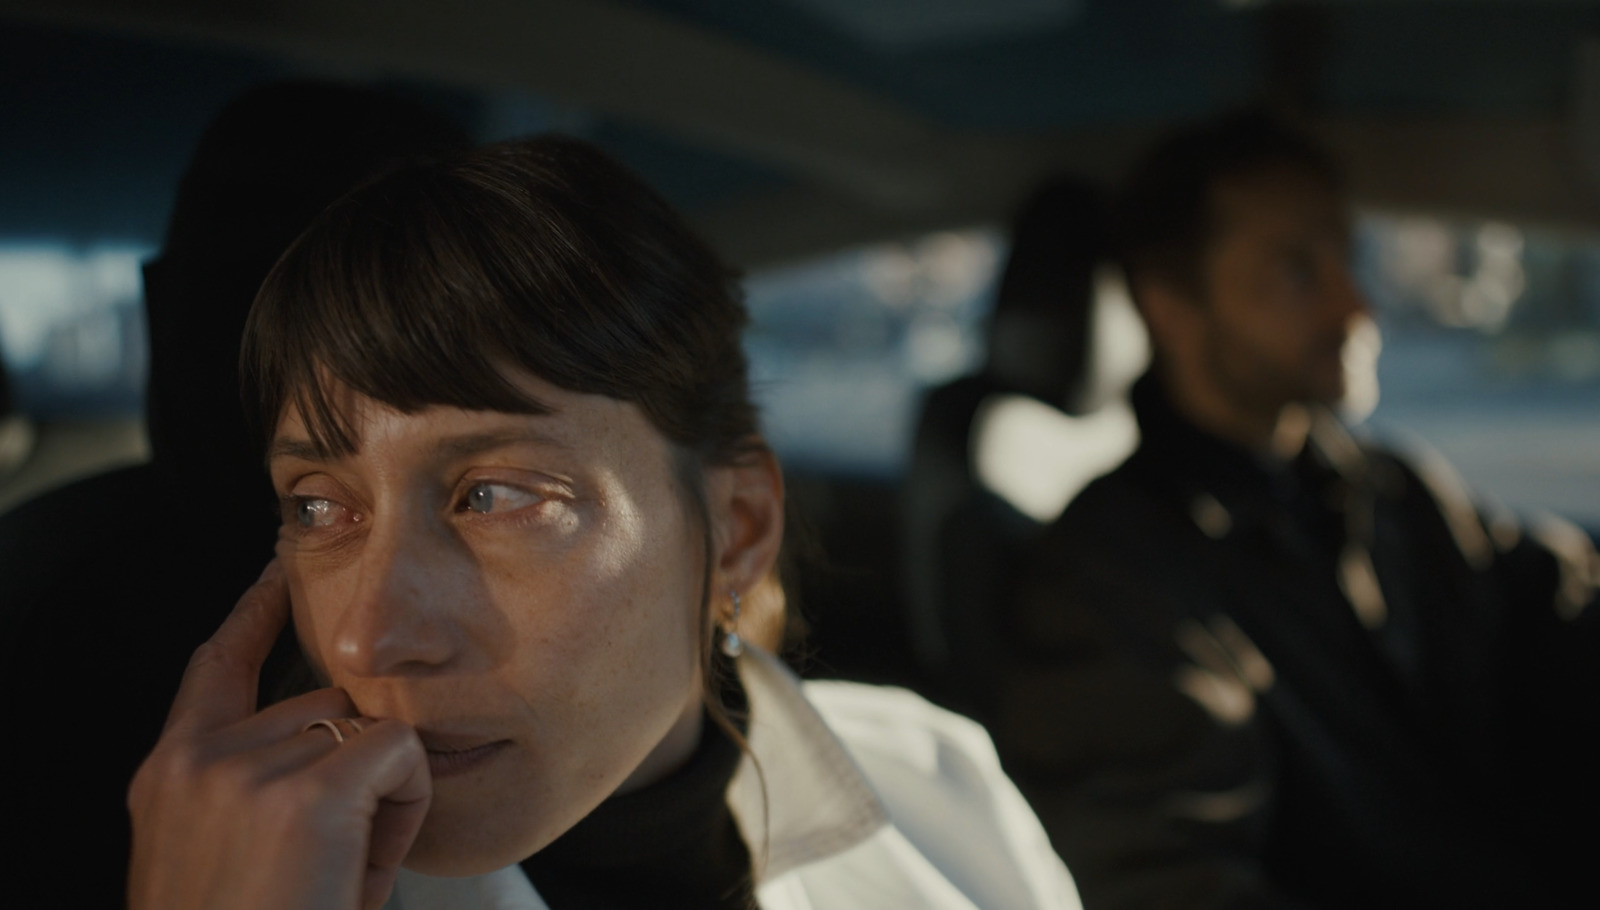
899, 177, 1111, 715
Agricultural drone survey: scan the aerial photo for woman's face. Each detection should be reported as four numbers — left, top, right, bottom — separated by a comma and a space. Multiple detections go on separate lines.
267, 371, 711, 876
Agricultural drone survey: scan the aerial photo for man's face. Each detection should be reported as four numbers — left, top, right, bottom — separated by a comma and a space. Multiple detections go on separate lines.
1189, 165, 1371, 418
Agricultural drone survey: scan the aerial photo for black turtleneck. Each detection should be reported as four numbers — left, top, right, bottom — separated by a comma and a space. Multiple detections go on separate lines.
518, 711, 755, 909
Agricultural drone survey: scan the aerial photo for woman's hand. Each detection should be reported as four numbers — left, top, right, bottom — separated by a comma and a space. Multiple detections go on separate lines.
127, 562, 432, 910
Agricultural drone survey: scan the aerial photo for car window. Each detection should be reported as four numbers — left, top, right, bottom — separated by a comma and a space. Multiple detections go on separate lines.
0, 243, 150, 419
1361, 215, 1600, 525
4, 212, 1599, 527
745, 214, 1600, 527
744, 229, 1002, 476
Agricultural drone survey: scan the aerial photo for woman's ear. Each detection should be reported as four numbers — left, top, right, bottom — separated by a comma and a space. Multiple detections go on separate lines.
705, 446, 785, 597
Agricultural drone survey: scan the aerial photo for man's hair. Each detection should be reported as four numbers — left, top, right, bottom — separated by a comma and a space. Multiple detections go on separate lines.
1114, 109, 1344, 300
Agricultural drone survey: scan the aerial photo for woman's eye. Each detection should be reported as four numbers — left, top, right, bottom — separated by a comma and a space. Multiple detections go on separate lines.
463, 482, 542, 515
295, 498, 340, 529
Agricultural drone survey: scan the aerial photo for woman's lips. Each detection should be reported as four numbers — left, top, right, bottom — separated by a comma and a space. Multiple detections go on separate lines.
418, 734, 513, 779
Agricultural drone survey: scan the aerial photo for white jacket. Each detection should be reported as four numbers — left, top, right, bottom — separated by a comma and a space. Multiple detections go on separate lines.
388, 648, 1081, 909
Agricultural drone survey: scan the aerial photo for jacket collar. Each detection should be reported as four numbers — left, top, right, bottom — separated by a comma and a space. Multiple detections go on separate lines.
729, 646, 890, 881
1127, 371, 1369, 540
726, 639, 889, 882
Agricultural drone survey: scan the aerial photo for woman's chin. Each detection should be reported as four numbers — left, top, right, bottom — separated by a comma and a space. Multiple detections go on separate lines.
401, 790, 586, 878
387, 752, 664, 877
402, 822, 551, 878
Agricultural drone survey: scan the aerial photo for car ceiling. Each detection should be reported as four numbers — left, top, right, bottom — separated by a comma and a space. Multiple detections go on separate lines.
3, 0, 1600, 267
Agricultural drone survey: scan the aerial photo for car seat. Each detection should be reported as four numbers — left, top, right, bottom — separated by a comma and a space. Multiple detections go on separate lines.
900, 176, 1146, 719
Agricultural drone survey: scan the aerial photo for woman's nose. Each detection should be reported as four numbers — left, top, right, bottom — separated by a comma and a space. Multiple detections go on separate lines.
330, 514, 464, 678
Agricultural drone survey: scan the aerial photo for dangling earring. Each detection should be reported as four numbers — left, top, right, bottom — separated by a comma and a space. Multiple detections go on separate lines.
720, 589, 744, 658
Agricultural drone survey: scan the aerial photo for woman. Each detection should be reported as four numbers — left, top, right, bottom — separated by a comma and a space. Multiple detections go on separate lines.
127, 137, 1080, 910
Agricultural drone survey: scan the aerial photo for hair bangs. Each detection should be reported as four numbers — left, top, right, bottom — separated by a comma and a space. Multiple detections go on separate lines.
244, 137, 761, 468
244, 171, 552, 456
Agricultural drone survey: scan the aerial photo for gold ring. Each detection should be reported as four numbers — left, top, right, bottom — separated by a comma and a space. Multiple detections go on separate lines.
303, 718, 347, 743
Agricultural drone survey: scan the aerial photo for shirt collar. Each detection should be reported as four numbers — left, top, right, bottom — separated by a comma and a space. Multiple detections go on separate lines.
729, 645, 890, 882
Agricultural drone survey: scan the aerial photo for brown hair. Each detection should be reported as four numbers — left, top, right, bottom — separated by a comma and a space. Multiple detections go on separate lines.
241, 135, 768, 736
1115, 109, 1344, 302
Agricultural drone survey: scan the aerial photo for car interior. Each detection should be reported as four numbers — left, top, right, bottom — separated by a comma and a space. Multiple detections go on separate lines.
4, 0, 1600, 711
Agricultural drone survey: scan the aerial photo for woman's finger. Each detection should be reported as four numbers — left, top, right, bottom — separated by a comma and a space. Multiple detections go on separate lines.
221, 687, 359, 753
311, 719, 432, 910
226, 715, 380, 781
318, 718, 432, 842
164, 560, 290, 736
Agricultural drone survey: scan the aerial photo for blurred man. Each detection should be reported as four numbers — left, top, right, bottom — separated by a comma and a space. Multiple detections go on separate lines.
0, 81, 466, 907
992, 111, 1599, 909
